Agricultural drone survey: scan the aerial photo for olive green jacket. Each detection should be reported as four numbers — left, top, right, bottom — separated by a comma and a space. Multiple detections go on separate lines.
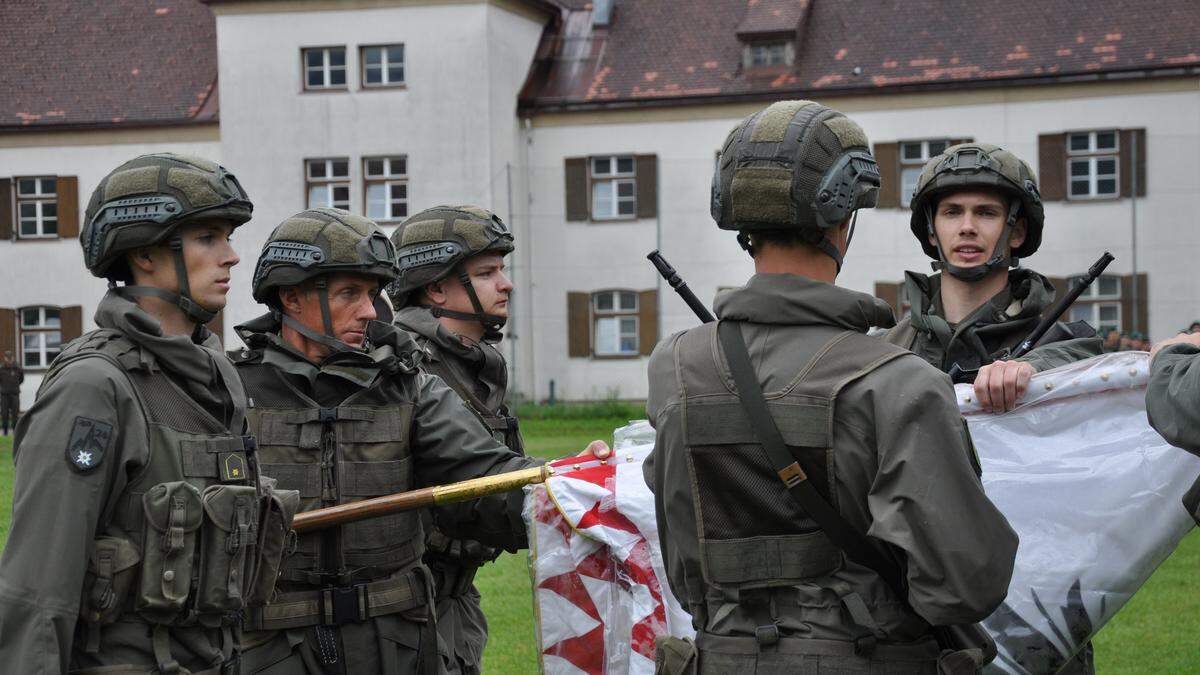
1147, 343, 1200, 455
0, 291, 242, 674
645, 273, 1018, 643
885, 269, 1103, 373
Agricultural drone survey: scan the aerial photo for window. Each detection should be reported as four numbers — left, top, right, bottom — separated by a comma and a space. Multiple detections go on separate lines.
361, 44, 405, 87
302, 47, 347, 90
1068, 130, 1119, 199
306, 158, 350, 210
16, 177, 57, 238
590, 156, 636, 220
592, 290, 638, 356
363, 156, 408, 222
742, 42, 794, 69
899, 140, 950, 207
20, 306, 61, 368
1068, 274, 1121, 334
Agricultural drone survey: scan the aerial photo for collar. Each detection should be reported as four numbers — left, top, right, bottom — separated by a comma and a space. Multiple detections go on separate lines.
714, 273, 896, 332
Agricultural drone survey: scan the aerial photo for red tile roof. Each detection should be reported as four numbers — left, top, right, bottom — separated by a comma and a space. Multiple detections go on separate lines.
0, 0, 218, 131
520, 0, 1200, 112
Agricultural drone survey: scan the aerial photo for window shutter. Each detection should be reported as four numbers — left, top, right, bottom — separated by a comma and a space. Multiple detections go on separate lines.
0, 178, 12, 240
1038, 133, 1067, 201
567, 292, 591, 357
1045, 276, 1070, 303
635, 155, 657, 219
564, 158, 588, 222
0, 308, 15, 357
872, 142, 899, 208
638, 289, 658, 356
949, 137, 973, 146
1119, 274, 1149, 333
61, 305, 83, 344
209, 310, 224, 347
1119, 129, 1147, 198
873, 282, 900, 318
56, 176, 79, 238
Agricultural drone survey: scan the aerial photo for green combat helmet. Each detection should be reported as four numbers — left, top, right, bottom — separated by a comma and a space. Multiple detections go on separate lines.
387, 205, 514, 342
82, 153, 253, 324
711, 100, 880, 270
909, 143, 1044, 282
251, 207, 398, 352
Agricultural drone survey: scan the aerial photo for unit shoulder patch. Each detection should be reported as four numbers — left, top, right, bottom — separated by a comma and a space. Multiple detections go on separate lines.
66, 416, 114, 473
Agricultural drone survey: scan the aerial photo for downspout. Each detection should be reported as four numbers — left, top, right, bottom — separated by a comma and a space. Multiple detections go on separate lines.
1130, 132, 1139, 335
523, 117, 538, 400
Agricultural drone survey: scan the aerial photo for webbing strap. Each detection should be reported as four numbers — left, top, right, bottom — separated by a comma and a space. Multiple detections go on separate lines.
715, 320, 906, 599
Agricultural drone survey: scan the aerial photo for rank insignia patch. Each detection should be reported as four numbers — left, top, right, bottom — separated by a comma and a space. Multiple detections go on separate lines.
66, 417, 113, 473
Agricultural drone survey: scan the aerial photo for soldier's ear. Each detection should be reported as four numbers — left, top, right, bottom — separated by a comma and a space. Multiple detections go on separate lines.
278, 286, 305, 316
423, 280, 447, 307
1010, 218, 1027, 251
126, 247, 157, 278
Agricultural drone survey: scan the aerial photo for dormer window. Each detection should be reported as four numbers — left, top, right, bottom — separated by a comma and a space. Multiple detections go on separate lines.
747, 43, 791, 67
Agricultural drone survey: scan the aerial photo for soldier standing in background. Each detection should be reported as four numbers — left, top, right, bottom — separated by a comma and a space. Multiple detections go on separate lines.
0, 154, 295, 673
645, 100, 1017, 673
883, 144, 1102, 415
233, 207, 607, 674
0, 350, 22, 435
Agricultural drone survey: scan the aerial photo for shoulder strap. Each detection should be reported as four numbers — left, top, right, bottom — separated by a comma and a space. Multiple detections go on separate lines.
716, 320, 906, 599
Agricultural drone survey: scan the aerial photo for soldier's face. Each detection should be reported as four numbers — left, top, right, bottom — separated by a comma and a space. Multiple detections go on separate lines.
930, 189, 1026, 269
439, 254, 513, 319
131, 219, 240, 312
287, 273, 379, 349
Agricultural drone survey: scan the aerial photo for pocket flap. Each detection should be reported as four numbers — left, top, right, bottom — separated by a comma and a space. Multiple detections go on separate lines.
201, 484, 259, 533
89, 536, 141, 575
142, 481, 204, 533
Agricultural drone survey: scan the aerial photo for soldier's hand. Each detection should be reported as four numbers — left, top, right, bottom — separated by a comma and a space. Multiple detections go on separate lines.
580, 439, 612, 460
1150, 332, 1200, 362
974, 360, 1035, 413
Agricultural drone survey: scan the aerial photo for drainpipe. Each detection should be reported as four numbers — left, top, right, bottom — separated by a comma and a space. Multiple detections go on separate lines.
1130, 132, 1139, 335
523, 117, 538, 400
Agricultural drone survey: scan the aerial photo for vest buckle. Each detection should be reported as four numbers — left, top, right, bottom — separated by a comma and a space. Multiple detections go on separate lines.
319, 407, 338, 424
754, 624, 780, 648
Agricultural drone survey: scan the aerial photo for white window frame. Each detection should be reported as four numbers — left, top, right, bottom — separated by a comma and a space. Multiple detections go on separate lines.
589, 156, 637, 221
19, 306, 62, 369
363, 156, 409, 222
302, 46, 347, 90
305, 158, 350, 211
16, 176, 58, 238
899, 139, 951, 207
361, 44, 405, 88
592, 290, 639, 356
1067, 130, 1120, 200
1070, 302, 1121, 335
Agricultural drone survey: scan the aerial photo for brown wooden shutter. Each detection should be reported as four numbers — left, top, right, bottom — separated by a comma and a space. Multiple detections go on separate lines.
56, 176, 79, 238
1038, 133, 1067, 201
209, 310, 224, 347
949, 137, 973, 146
0, 308, 15, 357
1119, 273, 1149, 333
635, 155, 657, 219
874, 281, 900, 317
1045, 276, 1070, 303
638, 289, 658, 356
564, 158, 588, 222
0, 178, 12, 240
567, 292, 591, 357
60, 305, 83, 343
873, 142, 899, 208
1119, 129, 1147, 198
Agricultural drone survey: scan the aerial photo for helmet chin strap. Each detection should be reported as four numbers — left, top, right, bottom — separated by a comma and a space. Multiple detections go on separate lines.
928, 201, 1022, 282
112, 237, 218, 342
424, 269, 507, 343
276, 277, 363, 356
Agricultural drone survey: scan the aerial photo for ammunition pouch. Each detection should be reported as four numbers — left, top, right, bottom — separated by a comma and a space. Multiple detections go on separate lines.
80, 536, 141, 626
246, 486, 301, 607
138, 481, 204, 619
196, 484, 259, 614
654, 635, 698, 675
424, 528, 497, 600
247, 566, 430, 631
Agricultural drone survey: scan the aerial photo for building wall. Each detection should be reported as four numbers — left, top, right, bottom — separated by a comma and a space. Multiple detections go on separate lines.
0, 126, 221, 410
520, 77, 1200, 401
213, 1, 546, 343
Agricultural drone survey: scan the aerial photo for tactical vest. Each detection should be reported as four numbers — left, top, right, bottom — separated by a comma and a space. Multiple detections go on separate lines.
236, 358, 429, 630
414, 338, 523, 598
671, 323, 908, 622
48, 330, 286, 673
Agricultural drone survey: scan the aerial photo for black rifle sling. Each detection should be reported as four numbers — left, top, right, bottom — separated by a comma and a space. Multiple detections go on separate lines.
716, 320, 907, 599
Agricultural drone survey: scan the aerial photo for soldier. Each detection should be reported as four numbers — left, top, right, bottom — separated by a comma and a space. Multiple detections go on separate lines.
233, 207, 606, 674
0, 153, 295, 672
1146, 331, 1200, 454
0, 349, 22, 435
883, 143, 1102, 413
386, 205, 521, 675
645, 101, 1017, 673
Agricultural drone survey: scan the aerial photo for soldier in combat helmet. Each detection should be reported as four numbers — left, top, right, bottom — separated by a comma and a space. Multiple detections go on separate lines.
233, 207, 607, 674
883, 143, 1102, 413
387, 204, 608, 673
0, 153, 296, 672
645, 101, 1018, 673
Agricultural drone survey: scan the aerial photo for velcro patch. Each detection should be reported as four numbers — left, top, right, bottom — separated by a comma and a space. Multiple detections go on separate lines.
66, 417, 113, 473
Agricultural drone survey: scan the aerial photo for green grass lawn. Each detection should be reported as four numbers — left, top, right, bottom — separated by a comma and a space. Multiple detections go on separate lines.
1, 421, 1197, 674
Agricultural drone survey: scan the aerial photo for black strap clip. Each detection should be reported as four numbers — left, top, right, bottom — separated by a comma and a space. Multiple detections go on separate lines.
319, 407, 338, 424
754, 624, 780, 648
322, 584, 364, 625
